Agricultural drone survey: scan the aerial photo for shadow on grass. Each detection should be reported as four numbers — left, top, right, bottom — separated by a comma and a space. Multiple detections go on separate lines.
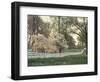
28, 54, 87, 66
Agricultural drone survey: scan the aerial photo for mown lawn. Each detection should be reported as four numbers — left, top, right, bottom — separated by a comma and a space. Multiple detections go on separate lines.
28, 54, 87, 66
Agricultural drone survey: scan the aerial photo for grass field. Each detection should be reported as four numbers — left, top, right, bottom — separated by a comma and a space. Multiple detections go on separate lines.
28, 54, 87, 66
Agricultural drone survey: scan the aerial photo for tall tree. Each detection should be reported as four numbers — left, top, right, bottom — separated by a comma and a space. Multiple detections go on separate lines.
65, 17, 88, 48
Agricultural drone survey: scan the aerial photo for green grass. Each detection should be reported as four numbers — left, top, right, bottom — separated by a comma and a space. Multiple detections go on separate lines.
28, 55, 87, 66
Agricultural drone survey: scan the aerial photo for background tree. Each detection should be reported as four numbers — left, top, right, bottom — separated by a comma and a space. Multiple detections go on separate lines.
57, 16, 76, 48
64, 17, 88, 48
28, 15, 88, 53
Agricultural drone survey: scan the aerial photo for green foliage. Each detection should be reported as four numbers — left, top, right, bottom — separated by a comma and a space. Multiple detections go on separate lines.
28, 55, 87, 66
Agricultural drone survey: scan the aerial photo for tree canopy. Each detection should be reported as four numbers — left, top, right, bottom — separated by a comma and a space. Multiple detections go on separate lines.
28, 15, 88, 53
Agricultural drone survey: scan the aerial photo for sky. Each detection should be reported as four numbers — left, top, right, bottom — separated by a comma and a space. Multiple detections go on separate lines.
40, 16, 52, 23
